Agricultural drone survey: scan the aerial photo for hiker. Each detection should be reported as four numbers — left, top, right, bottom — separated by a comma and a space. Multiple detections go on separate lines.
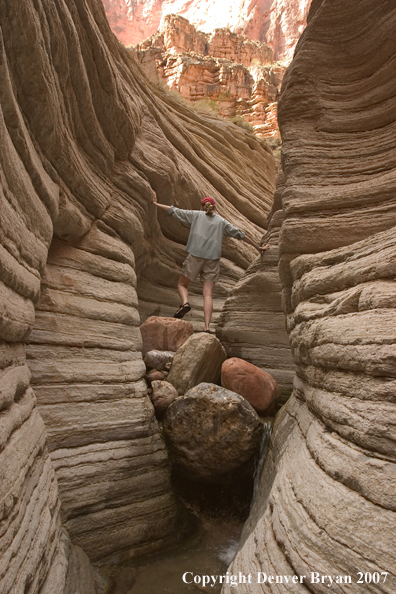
153, 194, 270, 332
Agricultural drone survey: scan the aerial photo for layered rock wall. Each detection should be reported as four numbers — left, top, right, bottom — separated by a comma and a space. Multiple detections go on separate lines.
223, 0, 396, 590
0, 0, 275, 589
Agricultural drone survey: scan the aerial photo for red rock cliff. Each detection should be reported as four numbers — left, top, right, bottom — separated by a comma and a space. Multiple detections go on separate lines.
103, 0, 312, 62
133, 15, 285, 139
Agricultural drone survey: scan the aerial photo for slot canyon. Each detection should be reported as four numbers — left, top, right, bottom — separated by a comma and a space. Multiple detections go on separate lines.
0, 0, 395, 593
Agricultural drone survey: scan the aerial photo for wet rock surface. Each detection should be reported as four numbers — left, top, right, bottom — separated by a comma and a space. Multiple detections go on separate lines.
163, 383, 263, 481
167, 333, 227, 394
221, 357, 280, 415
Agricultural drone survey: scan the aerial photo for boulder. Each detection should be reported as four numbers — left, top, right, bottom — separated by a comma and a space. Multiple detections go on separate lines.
163, 383, 263, 481
144, 349, 175, 371
145, 369, 165, 385
221, 357, 280, 415
166, 332, 227, 395
140, 316, 193, 357
150, 380, 179, 413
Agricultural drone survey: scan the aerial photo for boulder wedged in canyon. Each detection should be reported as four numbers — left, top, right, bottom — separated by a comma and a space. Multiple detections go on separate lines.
221, 357, 280, 415
167, 332, 227, 394
163, 383, 263, 481
144, 349, 175, 370
222, 0, 396, 591
149, 380, 178, 414
140, 316, 193, 357
0, 0, 275, 588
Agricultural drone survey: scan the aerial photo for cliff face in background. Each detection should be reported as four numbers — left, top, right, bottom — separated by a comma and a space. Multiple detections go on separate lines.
223, 0, 396, 591
133, 15, 284, 139
102, 0, 312, 62
0, 0, 275, 590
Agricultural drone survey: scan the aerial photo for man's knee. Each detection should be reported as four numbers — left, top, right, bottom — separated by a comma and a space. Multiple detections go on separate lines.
178, 274, 190, 288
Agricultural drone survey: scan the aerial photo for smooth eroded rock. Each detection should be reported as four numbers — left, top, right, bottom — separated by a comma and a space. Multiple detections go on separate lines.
166, 332, 227, 394
221, 357, 280, 415
150, 380, 179, 413
163, 383, 263, 481
140, 316, 194, 357
144, 349, 175, 370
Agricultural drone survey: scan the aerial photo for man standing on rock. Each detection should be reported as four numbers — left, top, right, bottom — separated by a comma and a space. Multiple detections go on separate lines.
153, 194, 270, 332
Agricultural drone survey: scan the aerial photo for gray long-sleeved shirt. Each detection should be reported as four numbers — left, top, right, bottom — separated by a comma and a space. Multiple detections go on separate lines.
168, 206, 245, 260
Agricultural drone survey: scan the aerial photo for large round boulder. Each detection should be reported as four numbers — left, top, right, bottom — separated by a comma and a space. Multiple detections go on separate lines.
166, 332, 227, 395
221, 357, 280, 415
162, 383, 263, 482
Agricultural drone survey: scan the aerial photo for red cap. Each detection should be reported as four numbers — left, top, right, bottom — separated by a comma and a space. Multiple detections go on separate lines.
201, 196, 216, 206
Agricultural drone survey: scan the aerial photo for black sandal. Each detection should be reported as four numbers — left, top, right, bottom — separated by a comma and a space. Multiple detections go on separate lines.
173, 302, 191, 319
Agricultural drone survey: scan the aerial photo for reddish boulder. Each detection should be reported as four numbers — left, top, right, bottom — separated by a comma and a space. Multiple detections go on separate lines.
146, 369, 165, 385
221, 357, 280, 415
140, 316, 194, 357
150, 380, 179, 414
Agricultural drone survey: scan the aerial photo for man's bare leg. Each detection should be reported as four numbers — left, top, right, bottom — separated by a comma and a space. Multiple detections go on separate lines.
174, 274, 192, 318
203, 281, 214, 331
177, 274, 190, 305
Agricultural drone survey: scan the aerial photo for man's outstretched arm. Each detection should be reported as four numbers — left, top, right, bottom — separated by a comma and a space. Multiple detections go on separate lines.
152, 193, 171, 212
242, 235, 271, 255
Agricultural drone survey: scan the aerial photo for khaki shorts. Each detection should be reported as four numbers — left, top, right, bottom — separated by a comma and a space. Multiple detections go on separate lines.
181, 253, 220, 283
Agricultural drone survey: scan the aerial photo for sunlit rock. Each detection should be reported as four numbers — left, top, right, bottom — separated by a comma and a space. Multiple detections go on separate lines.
133, 15, 284, 139
103, 0, 312, 62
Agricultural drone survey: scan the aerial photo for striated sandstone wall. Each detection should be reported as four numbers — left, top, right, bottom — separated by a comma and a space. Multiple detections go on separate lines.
223, 0, 396, 591
0, 0, 275, 589
103, 0, 312, 62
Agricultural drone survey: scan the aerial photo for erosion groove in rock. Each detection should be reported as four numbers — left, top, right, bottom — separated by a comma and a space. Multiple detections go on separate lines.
223, 1, 396, 592
0, 0, 275, 588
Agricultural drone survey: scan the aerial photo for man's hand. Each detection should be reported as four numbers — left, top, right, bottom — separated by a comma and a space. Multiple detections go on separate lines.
152, 193, 172, 213
258, 243, 271, 255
